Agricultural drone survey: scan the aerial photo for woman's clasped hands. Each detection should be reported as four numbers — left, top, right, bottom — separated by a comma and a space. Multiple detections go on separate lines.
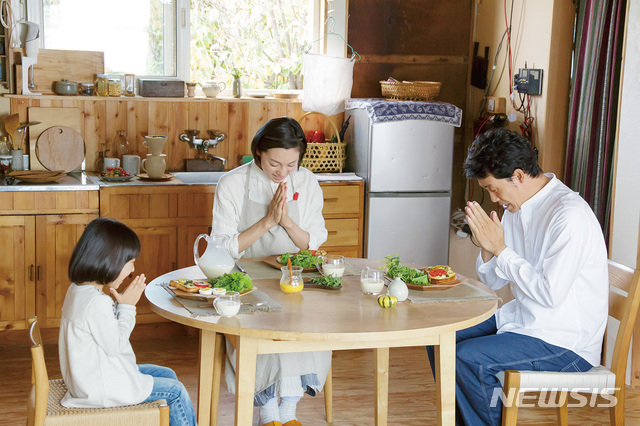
266, 182, 294, 229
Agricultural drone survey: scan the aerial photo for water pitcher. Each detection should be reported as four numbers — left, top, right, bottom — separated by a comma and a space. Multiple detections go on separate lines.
193, 234, 235, 279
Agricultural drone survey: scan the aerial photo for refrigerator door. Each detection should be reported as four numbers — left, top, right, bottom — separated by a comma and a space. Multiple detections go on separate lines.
368, 119, 454, 193
365, 193, 451, 266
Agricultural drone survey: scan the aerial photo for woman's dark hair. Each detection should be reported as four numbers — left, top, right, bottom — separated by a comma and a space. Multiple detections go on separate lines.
463, 128, 542, 180
68, 217, 141, 285
251, 117, 307, 167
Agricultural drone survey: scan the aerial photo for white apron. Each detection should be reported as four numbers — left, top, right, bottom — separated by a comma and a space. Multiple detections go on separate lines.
224, 165, 332, 397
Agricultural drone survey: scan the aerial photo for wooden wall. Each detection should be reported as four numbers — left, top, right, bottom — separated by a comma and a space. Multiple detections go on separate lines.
347, 0, 474, 208
8, 96, 343, 172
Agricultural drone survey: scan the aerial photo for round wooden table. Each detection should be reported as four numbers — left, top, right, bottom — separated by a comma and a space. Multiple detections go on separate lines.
145, 258, 497, 426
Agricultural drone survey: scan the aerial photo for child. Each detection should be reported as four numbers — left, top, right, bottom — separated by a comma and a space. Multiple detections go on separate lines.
58, 217, 197, 426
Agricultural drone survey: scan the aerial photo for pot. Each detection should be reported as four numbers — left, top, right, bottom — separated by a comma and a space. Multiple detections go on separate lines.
55, 80, 78, 95
201, 81, 226, 98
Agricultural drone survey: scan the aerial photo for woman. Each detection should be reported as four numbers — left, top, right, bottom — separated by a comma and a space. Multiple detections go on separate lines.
212, 116, 330, 426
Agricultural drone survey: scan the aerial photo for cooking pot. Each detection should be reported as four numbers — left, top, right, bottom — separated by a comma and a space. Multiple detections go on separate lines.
54, 80, 78, 95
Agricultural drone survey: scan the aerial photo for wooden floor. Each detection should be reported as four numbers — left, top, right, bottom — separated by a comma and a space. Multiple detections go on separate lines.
3, 329, 640, 425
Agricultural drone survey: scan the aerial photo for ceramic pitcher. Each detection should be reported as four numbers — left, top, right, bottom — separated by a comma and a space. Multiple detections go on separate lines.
141, 154, 166, 178
194, 234, 235, 279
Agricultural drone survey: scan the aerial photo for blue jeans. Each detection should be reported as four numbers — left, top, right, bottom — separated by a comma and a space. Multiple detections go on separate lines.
139, 364, 197, 426
426, 316, 592, 426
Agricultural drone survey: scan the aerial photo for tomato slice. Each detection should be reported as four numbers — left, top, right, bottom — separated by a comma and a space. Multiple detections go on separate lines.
429, 268, 447, 277
193, 281, 210, 288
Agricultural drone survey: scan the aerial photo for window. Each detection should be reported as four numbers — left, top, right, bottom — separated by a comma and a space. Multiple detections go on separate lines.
25, 0, 347, 88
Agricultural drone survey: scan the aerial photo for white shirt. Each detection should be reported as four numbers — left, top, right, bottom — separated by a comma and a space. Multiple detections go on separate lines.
212, 161, 328, 258
58, 284, 153, 408
477, 174, 608, 365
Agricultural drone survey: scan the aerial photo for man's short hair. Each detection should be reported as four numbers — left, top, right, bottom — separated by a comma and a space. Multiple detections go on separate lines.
463, 128, 542, 180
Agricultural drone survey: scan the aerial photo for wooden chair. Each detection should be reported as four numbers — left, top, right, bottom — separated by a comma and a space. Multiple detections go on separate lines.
209, 333, 333, 425
500, 260, 640, 426
26, 316, 170, 426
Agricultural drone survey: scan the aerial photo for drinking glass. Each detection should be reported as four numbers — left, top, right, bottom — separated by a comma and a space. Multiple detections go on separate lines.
316, 254, 345, 277
280, 266, 304, 293
213, 291, 241, 317
360, 267, 385, 295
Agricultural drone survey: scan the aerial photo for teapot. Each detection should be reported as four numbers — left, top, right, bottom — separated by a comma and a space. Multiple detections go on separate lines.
201, 81, 226, 98
193, 234, 235, 279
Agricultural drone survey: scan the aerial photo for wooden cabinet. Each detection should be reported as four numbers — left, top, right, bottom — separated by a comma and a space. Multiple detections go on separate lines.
320, 182, 365, 257
0, 191, 99, 330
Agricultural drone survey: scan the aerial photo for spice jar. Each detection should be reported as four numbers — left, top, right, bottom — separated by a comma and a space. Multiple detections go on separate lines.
79, 83, 95, 96
96, 74, 109, 96
108, 79, 122, 97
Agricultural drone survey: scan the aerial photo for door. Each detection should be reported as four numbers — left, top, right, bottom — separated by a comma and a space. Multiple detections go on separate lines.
0, 215, 35, 330
36, 214, 98, 328
365, 194, 451, 266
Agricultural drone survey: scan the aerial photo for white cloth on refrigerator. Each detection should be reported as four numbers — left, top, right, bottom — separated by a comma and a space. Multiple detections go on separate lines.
302, 53, 354, 116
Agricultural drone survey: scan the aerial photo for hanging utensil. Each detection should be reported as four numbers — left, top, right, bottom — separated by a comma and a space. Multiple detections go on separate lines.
4, 114, 20, 149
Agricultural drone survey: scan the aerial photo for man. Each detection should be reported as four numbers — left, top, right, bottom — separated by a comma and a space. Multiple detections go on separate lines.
434, 128, 609, 425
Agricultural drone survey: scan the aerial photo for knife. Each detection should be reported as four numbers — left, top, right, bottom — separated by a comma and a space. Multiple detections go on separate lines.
235, 262, 245, 274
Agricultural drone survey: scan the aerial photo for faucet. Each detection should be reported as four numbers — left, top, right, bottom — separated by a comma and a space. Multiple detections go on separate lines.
179, 129, 227, 165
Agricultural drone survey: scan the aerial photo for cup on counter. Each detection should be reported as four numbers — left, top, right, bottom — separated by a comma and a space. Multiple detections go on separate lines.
360, 267, 385, 295
141, 154, 166, 178
213, 291, 241, 317
316, 254, 345, 277
103, 157, 120, 170
143, 135, 167, 155
122, 154, 141, 176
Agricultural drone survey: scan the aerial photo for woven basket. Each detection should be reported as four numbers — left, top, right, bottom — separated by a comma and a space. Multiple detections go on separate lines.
298, 111, 346, 173
380, 80, 441, 101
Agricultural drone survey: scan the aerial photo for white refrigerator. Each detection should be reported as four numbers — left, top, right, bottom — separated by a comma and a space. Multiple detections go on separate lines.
345, 99, 461, 266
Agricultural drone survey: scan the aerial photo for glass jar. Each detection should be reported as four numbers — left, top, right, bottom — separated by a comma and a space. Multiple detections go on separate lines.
115, 130, 129, 159
0, 136, 10, 155
79, 83, 95, 96
108, 79, 122, 97
280, 266, 304, 293
96, 74, 109, 96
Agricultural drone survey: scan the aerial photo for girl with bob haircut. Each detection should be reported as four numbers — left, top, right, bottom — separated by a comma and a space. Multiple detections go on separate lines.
212, 117, 330, 426
59, 217, 196, 426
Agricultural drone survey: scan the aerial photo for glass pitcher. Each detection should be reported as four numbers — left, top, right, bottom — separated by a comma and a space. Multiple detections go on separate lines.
193, 234, 235, 279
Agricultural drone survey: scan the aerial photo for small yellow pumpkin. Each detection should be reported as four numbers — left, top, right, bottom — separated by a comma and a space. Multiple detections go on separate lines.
377, 294, 398, 308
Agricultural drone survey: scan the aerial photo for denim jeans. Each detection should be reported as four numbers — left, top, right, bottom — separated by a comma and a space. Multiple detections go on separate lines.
426, 316, 592, 426
139, 364, 197, 426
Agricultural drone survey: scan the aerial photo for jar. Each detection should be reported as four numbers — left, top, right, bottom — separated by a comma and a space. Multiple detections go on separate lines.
79, 83, 95, 96
0, 136, 10, 155
108, 79, 122, 97
96, 74, 109, 96
280, 266, 304, 293
115, 130, 129, 159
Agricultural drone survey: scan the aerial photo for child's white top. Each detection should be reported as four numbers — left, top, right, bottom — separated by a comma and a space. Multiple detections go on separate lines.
58, 283, 153, 407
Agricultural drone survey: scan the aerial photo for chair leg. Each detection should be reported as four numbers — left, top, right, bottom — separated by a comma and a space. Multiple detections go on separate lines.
556, 390, 568, 426
610, 390, 625, 426
210, 333, 226, 426
159, 402, 170, 426
501, 370, 520, 426
324, 364, 333, 422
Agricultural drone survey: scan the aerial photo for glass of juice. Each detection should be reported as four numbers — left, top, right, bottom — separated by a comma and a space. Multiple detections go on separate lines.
360, 267, 385, 295
213, 291, 241, 317
316, 254, 345, 277
280, 266, 304, 293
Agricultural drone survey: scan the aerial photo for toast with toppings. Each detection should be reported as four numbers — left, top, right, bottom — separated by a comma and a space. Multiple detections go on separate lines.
425, 265, 457, 284
170, 278, 200, 293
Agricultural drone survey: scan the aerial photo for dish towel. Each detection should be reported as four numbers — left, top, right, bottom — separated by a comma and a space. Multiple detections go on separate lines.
408, 282, 500, 304
162, 284, 282, 317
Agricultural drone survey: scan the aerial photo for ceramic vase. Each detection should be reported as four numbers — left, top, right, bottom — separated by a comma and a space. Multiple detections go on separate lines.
232, 76, 242, 98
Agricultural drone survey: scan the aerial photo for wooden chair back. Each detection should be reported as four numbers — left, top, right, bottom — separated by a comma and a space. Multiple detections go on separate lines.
28, 317, 49, 426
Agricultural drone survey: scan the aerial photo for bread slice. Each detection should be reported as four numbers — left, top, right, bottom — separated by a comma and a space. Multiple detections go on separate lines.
170, 278, 199, 293
425, 265, 457, 284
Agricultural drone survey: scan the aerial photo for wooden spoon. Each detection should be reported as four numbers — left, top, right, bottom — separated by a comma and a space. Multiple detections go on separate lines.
4, 114, 20, 149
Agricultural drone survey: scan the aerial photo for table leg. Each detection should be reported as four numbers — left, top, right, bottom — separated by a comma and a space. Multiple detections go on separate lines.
210, 333, 226, 425
198, 329, 216, 426
235, 335, 258, 426
374, 347, 389, 426
435, 332, 456, 426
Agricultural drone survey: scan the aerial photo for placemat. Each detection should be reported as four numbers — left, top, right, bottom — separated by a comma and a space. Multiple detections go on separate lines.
162, 284, 281, 317
238, 259, 361, 280
408, 282, 500, 304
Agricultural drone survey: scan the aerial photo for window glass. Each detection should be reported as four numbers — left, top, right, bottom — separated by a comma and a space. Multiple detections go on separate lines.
41, 0, 176, 76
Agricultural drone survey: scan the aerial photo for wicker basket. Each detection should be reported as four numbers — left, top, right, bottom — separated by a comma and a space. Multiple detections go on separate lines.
298, 111, 346, 173
380, 80, 441, 101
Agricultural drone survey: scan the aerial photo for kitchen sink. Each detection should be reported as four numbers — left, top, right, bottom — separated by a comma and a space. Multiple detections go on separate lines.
172, 171, 227, 184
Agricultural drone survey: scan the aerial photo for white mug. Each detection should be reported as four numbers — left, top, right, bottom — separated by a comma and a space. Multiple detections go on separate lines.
122, 154, 141, 176
103, 157, 120, 170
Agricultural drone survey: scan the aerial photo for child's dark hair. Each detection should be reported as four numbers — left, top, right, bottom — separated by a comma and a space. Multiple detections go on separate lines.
68, 217, 141, 285
251, 117, 307, 168
463, 128, 542, 180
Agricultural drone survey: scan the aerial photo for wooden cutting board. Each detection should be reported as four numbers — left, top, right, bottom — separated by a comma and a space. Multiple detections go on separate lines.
36, 126, 85, 172
28, 107, 83, 170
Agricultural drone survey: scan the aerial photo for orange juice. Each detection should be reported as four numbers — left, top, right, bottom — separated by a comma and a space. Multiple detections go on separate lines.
280, 279, 304, 293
